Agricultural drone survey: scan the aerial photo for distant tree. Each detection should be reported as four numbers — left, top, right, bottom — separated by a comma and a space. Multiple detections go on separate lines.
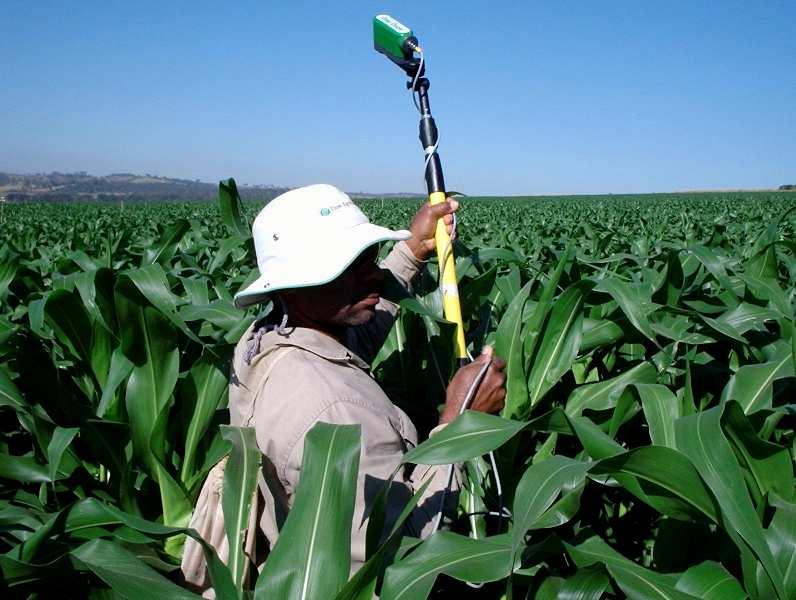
778, 184, 795, 190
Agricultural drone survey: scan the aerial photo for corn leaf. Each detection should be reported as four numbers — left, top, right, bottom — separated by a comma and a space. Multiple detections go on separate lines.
674, 406, 786, 599
220, 426, 260, 590
72, 538, 201, 599
380, 532, 512, 600
255, 423, 361, 600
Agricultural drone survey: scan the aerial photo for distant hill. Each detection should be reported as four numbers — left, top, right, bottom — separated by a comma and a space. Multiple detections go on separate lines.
0, 172, 291, 203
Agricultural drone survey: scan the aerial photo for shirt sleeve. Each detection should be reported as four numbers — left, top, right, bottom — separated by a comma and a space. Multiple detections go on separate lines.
279, 399, 461, 570
379, 239, 424, 289
345, 240, 425, 363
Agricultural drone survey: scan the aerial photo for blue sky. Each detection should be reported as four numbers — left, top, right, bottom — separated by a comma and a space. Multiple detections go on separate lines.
1, 1, 794, 195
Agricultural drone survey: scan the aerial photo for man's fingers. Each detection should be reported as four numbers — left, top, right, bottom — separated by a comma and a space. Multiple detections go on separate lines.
426, 203, 451, 218
490, 356, 507, 370
427, 200, 458, 218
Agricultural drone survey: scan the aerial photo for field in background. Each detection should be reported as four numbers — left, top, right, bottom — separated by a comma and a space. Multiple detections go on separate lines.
1, 190, 794, 598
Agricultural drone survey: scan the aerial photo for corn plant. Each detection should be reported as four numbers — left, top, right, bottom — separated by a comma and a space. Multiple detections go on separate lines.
1, 186, 794, 598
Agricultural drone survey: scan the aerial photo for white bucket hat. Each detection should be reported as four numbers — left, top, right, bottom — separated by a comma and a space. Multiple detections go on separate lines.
234, 184, 411, 308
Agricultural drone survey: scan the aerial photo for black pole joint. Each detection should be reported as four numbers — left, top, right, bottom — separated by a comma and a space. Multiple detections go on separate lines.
412, 78, 445, 194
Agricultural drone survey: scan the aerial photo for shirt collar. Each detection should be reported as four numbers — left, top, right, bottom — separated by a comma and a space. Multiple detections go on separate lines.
256, 325, 371, 370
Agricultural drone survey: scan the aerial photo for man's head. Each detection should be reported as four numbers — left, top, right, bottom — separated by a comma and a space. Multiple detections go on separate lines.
234, 184, 410, 313
276, 243, 384, 331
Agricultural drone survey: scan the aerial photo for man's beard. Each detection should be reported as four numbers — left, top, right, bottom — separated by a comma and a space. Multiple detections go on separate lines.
342, 307, 376, 327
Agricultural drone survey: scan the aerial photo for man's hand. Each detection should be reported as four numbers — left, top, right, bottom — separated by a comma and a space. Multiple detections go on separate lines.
440, 346, 506, 425
405, 198, 460, 262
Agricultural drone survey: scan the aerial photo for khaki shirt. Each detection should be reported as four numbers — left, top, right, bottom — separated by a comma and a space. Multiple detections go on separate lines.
228, 241, 461, 573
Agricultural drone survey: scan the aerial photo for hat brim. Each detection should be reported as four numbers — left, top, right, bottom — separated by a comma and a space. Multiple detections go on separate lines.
233, 223, 411, 308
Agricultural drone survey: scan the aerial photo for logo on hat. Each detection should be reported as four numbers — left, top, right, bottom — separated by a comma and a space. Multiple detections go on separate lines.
319, 201, 353, 217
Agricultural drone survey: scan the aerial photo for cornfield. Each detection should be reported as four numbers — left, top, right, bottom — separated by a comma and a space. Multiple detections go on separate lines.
1, 183, 794, 599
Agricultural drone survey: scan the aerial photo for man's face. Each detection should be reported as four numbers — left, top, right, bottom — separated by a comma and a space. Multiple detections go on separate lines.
284, 245, 384, 328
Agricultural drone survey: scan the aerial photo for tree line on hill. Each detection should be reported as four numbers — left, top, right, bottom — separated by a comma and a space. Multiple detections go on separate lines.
0, 172, 290, 203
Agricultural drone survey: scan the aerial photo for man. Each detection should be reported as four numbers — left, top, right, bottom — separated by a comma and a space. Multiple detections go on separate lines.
183, 184, 506, 589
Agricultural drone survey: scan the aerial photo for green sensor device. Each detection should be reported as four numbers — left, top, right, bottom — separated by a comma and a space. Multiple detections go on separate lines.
373, 14, 421, 73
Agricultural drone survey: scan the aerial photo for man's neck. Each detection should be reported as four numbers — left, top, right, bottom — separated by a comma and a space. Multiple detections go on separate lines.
283, 313, 346, 345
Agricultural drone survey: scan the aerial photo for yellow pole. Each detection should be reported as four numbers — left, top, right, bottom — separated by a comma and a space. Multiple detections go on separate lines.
429, 191, 467, 359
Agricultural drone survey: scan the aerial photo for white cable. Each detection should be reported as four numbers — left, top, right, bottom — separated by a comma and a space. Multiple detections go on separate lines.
411, 50, 425, 114
432, 357, 492, 532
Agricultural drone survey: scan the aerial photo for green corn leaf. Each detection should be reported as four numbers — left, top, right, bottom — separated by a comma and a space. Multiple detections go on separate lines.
220, 426, 260, 590
689, 244, 737, 297
149, 398, 194, 552
721, 346, 794, 413
140, 218, 190, 267
256, 423, 361, 600
208, 235, 250, 273
702, 303, 780, 343
180, 276, 210, 305
566, 535, 697, 600
180, 300, 248, 335
402, 411, 526, 465
718, 302, 783, 331
525, 280, 593, 414
336, 478, 433, 600
662, 250, 685, 306
744, 243, 778, 280
675, 561, 748, 600
529, 479, 585, 530
219, 178, 251, 239
633, 383, 680, 447
0, 365, 25, 410
738, 273, 792, 317
80, 420, 137, 513
117, 282, 190, 537
722, 401, 793, 504
76, 498, 235, 597
180, 356, 229, 484
0, 254, 18, 302
594, 277, 659, 344
511, 455, 590, 550
122, 305, 179, 465
73, 267, 118, 335
529, 410, 715, 521
558, 564, 611, 600
380, 532, 512, 600
523, 245, 572, 374
675, 406, 786, 599
96, 345, 133, 418
756, 494, 796, 599
495, 279, 532, 419
580, 317, 624, 352
589, 446, 719, 522
459, 265, 498, 318
46, 426, 79, 484
40, 289, 93, 363
119, 264, 203, 346
565, 360, 658, 417
72, 538, 201, 600
0, 453, 51, 483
